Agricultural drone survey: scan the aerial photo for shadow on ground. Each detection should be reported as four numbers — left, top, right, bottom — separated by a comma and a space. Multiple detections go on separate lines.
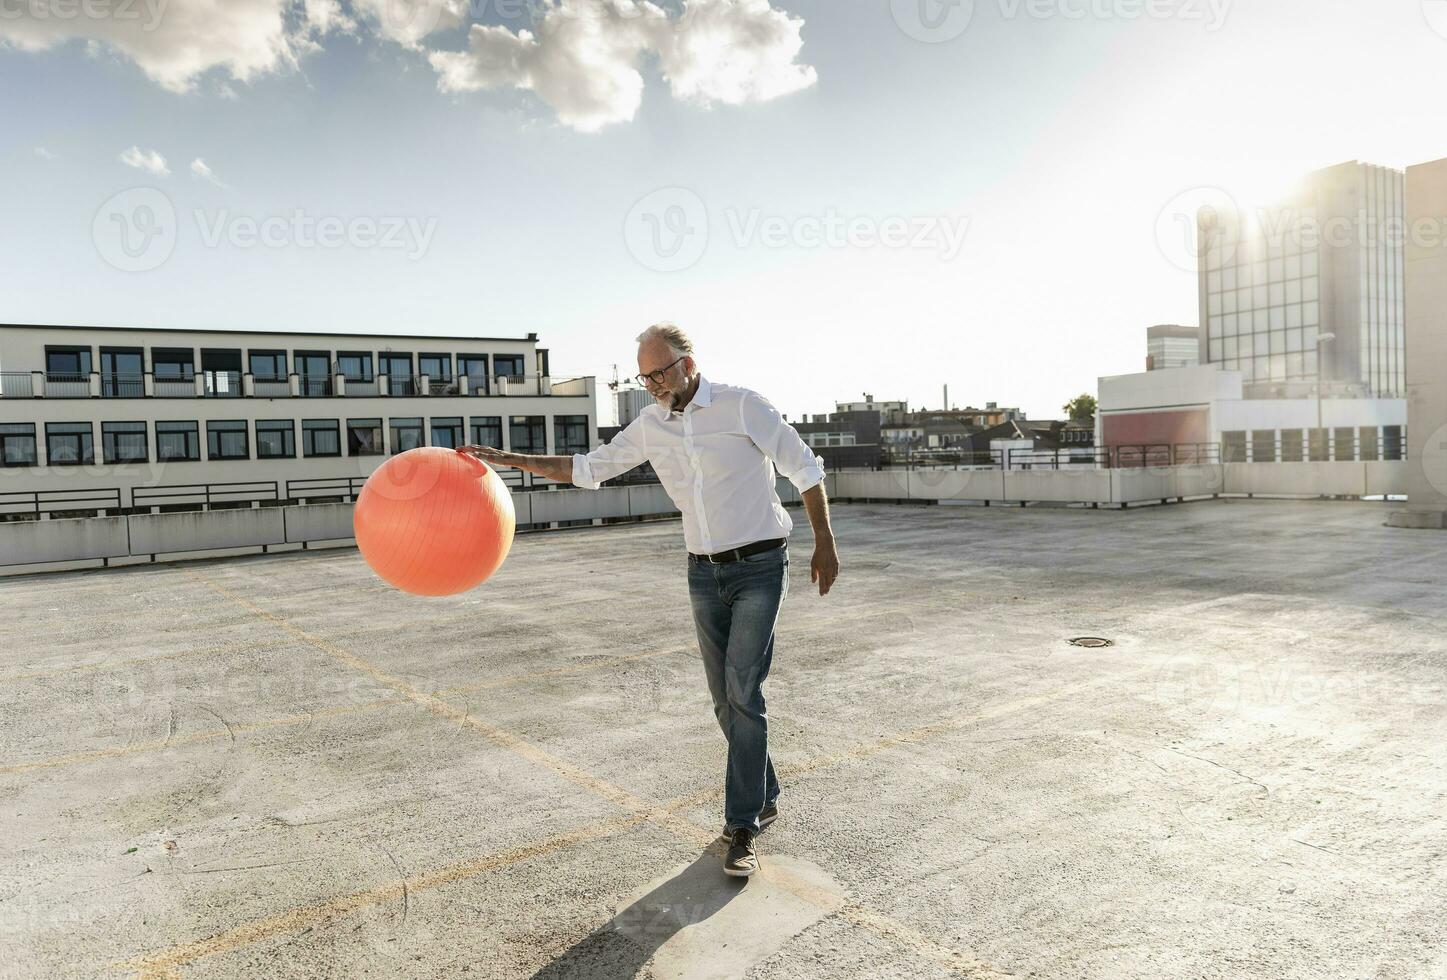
532, 843, 745, 979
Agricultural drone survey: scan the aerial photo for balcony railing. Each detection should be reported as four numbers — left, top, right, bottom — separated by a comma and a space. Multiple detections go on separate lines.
154, 377, 197, 398
299, 376, 333, 397
342, 378, 379, 397
0, 370, 588, 399
46, 373, 90, 397
101, 373, 145, 398
0, 372, 34, 398
204, 371, 242, 398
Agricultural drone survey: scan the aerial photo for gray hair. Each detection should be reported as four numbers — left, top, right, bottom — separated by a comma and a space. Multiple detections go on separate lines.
636, 322, 694, 359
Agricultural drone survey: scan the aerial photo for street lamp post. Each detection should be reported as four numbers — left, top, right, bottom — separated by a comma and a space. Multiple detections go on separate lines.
1315, 332, 1336, 460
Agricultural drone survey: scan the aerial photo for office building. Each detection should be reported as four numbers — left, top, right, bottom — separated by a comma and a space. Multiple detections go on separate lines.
1146, 325, 1199, 371
0, 324, 597, 517
1197, 161, 1405, 398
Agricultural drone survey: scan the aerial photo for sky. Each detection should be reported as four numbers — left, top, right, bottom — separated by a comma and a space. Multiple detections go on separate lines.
4, 0, 1447, 425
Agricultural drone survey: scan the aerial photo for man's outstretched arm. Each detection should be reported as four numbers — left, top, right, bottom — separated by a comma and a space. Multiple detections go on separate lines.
457, 446, 574, 484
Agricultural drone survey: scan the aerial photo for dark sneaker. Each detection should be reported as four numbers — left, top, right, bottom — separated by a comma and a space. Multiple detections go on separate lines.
719, 803, 777, 840
723, 828, 758, 878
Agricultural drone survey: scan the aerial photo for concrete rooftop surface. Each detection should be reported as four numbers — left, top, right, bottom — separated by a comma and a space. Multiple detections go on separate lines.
1, 499, 1444, 980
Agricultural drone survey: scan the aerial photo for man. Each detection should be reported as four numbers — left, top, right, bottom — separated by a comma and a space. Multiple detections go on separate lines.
458, 322, 840, 878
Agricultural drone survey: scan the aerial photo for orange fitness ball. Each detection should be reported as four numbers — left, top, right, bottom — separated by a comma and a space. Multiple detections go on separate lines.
353, 447, 516, 596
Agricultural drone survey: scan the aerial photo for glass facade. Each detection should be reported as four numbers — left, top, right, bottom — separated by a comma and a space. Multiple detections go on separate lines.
1199, 162, 1405, 398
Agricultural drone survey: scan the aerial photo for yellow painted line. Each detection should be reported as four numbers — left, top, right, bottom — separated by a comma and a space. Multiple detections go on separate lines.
132, 573, 1165, 977
189, 574, 709, 840
122, 809, 661, 979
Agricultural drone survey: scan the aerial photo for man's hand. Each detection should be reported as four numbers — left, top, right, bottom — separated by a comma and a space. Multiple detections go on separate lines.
811, 538, 840, 596
457, 445, 511, 466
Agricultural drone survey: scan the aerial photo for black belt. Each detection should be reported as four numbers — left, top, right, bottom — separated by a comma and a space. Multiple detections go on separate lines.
689, 538, 786, 565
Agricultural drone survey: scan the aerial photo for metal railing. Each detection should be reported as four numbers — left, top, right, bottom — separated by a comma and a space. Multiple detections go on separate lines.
133, 481, 281, 508
100, 373, 144, 398
154, 377, 196, 398
253, 375, 291, 398
286, 476, 368, 501
45, 372, 90, 397
300, 376, 333, 397
342, 378, 378, 397
0, 487, 123, 517
0, 372, 34, 397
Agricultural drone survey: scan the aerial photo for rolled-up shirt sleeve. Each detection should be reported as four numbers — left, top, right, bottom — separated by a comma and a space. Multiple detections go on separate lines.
572, 416, 649, 490
740, 390, 827, 494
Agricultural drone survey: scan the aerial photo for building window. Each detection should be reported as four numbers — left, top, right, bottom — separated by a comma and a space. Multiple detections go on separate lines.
460, 355, 488, 394
390, 417, 424, 453
1280, 429, 1304, 463
470, 416, 502, 448
303, 419, 341, 458
1333, 427, 1355, 462
337, 352, 374, 382
1249, 430, 1276, 463
153, 348, 196, 381
295, 351, 332, 397
1221, 431, 1247, 463
100, 347, 145, 397
431, 417, 463, 449
0, 423, 38, 467
45, 422, 93, 465
207, 420, 249, 461
1359, 427, 1380, 462
1383, 425, 1404, 461
256, 419, 296, 459
156, 421, 201, 462
420, 353, 453, 382
380, 353, 414, 395
102, 421, 148, 464
45, 345, 92, 379
249, 350, 288, 381
554, 415, 589, 455
509, 415, 545, 453
348, 418, 384, 456
494, 354, 525, 378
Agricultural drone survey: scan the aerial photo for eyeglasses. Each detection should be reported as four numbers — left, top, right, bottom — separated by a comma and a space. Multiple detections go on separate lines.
635, 355, 687, 387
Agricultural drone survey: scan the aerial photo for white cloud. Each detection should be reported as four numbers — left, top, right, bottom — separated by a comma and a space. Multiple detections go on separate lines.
429, 0, 815, 132
1, 0, 814, 131
119, 145, 171, 175
0, 0, 307, 93
190, 157, 229, 188
349, 0, 468, 48
34, 146, 57, 160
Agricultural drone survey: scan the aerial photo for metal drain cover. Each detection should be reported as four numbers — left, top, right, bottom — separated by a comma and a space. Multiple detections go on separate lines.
1067, 637, 1114, 648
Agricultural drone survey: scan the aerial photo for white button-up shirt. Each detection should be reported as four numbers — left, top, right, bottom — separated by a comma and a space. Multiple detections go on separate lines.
571, 375, 826, 555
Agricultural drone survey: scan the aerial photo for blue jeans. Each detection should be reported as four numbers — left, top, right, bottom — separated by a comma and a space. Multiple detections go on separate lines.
688, 542, 789, 834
